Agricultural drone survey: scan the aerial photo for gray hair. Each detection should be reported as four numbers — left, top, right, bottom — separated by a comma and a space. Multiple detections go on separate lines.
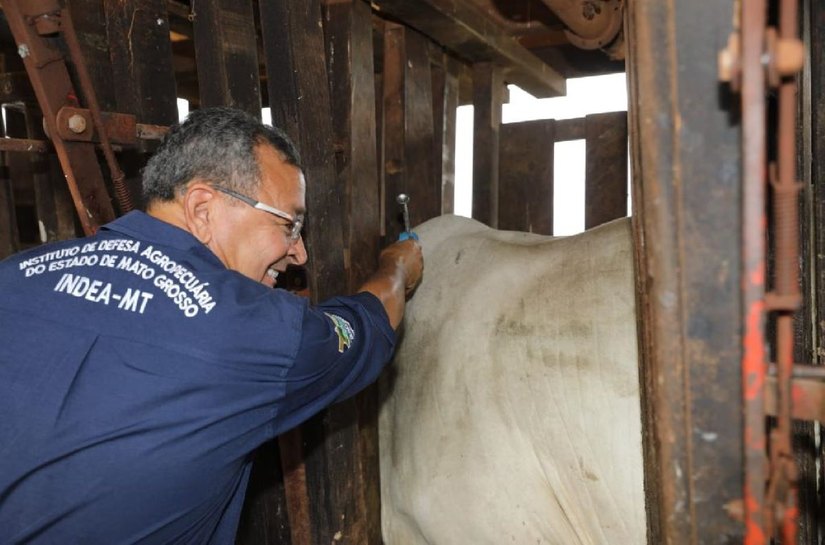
142, 107, 301, 202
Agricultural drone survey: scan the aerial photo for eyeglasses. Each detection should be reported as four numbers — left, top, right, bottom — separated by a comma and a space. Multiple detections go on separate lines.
212, 185, 304, 243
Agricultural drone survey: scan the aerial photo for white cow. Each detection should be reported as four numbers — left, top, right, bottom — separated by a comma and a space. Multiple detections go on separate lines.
379, 215, 646, 545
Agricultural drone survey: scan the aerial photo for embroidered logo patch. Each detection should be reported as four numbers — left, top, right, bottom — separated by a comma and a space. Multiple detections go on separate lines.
325, 312, 355, 353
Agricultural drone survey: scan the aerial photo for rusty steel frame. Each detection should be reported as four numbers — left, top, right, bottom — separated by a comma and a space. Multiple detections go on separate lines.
2, 0, 116, 234
725, 0, 813, 542
738, 0, 769, 540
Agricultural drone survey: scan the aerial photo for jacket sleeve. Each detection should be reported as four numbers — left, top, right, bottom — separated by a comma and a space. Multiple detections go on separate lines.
274, 292, 396, 434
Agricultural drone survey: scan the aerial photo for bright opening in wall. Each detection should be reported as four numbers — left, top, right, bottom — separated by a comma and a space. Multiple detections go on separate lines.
454, 72, 628, 235
176, 98, 189, 122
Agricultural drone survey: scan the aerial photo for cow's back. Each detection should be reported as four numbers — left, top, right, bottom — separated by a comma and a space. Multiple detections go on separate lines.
379, 214, 646, 545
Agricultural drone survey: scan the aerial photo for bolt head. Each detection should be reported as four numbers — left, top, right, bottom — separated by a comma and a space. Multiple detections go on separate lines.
17, 44, 29, 59
67, 114, 87, 134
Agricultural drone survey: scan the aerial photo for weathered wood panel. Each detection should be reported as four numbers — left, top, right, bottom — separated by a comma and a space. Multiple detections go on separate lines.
260, 3, 365, 545
807, 0, 825, 537
382, 22, 439, 241
498, 119, 554, 234
584, 111, 628, 229
193, 0, 261, 116
430, 49, 460, 215
368, 0, 565, 98
324, 2, 382, 543
104, 0, 178, 126
325, 0, 381, 292
472, 62, 504, 228
626, 0, 743, 542
105, 0, 178, 212
66, 0, 117, 112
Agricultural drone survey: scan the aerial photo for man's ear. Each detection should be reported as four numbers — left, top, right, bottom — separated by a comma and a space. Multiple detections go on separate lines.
182, 182, 217, 245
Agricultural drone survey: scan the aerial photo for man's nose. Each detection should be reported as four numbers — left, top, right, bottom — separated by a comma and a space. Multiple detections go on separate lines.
290, 236, 308, 265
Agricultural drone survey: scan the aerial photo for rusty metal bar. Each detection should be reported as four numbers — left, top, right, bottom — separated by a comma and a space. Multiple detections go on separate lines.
765, 376, 825, 424
2, 0, 115, 234
739, 0, 768, 540
767, 0, 803, 540
0, 137, 51, 153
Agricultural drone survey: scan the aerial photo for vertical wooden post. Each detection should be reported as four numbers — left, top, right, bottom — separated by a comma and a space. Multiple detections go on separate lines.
472, 62, 503, 227
584, 111, 628, 229
260, 3, 364, 545
193, 0, 261, 116
806, 0, 825, 536
431, 49, 460, 215
323, 2, 383, 544
626, 0, 743, 541
325, 0, 381, 292
498, 119, 554, 234
382, 23, 438, 242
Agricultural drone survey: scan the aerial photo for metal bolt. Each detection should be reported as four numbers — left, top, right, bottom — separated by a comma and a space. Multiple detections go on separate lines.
396, 193, 411, 233
67, 114, 87, 134
17, 44, 29, 59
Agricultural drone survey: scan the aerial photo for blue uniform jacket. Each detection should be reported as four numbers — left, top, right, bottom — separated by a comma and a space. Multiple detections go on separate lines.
0, 211, 396, 544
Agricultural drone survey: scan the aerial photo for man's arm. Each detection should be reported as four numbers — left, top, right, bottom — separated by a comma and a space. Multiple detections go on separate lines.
358, 239, 423, 329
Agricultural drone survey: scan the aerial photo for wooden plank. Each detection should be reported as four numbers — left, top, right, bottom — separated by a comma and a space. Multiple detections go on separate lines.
323, 2, 382, 543
193, 0, 261, 116
369, 0, 565, 98
554, 118, 586, 142
584, 111, 628, 229
498, 119, 554, 234
325, 0, 381, 292
66, 0, 117, 112
382, 23, 439, 242
626, 0, 743, 541
104, 0, 178, 126
260, 3, 357, 545
104, 0, 179, 212
471, 62, 504, 228
431, 50, 460, 215
807, 0, 825, 536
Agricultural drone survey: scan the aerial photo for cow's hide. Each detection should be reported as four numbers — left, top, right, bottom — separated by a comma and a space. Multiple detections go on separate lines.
379, 215, 646, 545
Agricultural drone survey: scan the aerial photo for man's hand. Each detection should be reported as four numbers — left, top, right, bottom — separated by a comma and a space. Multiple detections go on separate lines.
359, 239, 423, 329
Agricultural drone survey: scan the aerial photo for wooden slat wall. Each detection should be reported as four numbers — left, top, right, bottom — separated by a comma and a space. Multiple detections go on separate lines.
260, 3, 374, 545
105, 0, 178, 126
323, 4, 383, 543
471, 62, 504, 227
498, 119, 554, 234
431, 48, 460, 215
584, 111, 628, 229
193, 0, 261, 116
382, 22, 440, 241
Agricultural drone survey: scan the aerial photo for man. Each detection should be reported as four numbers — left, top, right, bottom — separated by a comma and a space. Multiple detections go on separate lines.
0, 107, 423, 543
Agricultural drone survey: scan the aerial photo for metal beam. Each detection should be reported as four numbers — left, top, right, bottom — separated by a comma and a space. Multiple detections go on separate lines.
626, 0, 743, 542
